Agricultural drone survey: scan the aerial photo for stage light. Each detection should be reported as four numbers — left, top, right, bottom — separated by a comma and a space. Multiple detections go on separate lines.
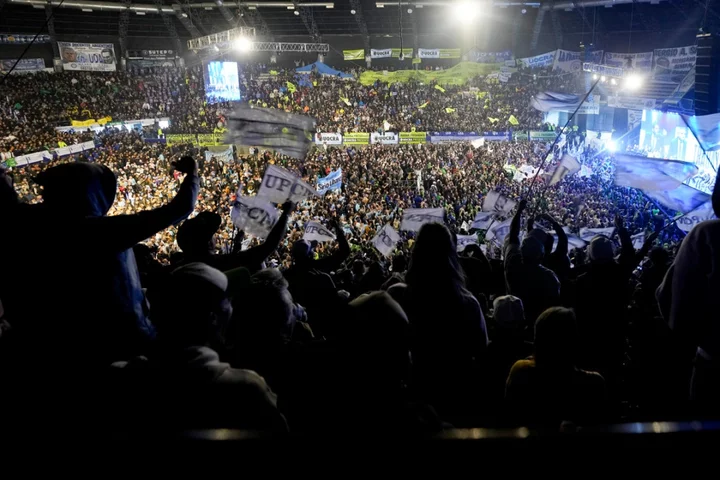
600, 75, 606, 82
213, 45, 220, 52
608, 140, 617, 153
593, 74, 598, 80
408, 8, 413, 13
453, 2, 479, 25
234, 37, 252, 52
294, 10, 299, 15
181, 12, 188, 17
521, 8, 527, 13
610, 78, 617, 85
624, 73, 643, 91
351, 9, 356, 14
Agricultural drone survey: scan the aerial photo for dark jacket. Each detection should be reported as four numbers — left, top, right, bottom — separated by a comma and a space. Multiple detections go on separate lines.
0, 163, 198, 365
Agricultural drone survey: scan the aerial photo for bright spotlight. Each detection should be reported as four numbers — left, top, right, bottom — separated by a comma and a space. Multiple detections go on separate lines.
610, 78, 617, 85
608, 140, 617, 153
294, 9, 299, 15
624, 73, 643, 91
350, 9, 356, 14
407, 8, 413, 13
213, 44, 220, 52
593, 74, 598, 80
453, 1, 478, 25
600, 75, 606, 82
234, 36, 252, 52
521, 8, 527, 13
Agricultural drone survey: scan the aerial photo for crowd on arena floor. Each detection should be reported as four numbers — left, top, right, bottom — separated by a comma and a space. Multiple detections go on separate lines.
0, 60, 717, 435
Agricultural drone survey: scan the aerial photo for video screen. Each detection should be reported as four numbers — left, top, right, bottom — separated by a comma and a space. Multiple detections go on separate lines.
639, 110, 719, 194
203, 61, 241, 102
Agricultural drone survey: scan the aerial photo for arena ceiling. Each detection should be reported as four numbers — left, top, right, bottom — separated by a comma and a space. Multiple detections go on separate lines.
0, 0, 718, 50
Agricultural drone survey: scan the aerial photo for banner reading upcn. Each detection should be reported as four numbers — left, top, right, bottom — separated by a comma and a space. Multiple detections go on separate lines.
399, 132, 427, 144
58, 42, 117, 72
417, 48, 462, 59
652, 45, 696, 83
343, 49, 365, 61
343, 132, 370, 145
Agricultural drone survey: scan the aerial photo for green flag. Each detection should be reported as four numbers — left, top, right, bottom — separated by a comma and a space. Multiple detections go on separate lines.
418, 101, 429, 109
434, 85, 446, 93
286, 81, 297, 94
508, 114, 519, 126
340, 97, 352, 107
445, 107, 456, 113
488, 117, 499, 124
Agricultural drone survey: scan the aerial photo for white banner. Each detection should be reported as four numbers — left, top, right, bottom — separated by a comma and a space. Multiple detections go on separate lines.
314, 132, 343, 145
485, 219, 512, 244
608, 96, 656, 110
257, 164, 319, 204
676, 202, 716, 232
58, 42, 117, 72
553, 49, 582, 73
370, 49, 392, 59
653, 45, 696, 82
586, 50, 604, 64
230, 195, 278, 239
603, 51, 653, 73
482, 191, 517, 215
418, 48, 440, 58
370, 132, 399, 145
205, 146, 234, 163
518, 50, 557, 69
10, 140, 96, 166
471, 211, 495, 230
631, 232, 646, 250
11, 150, 51, 167
372, 224, 401, 257
456, 234, 479, 252
579, 227, 616, 243
628, 109, 643, 131
400, 208, 444, 232
303, 221, 336, 243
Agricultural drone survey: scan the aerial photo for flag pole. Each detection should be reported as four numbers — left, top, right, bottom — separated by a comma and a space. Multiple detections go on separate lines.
525, 77, 602, 198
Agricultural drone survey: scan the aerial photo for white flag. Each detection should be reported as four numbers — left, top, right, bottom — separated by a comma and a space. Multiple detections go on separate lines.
482, 191, 517, 215
372, 224, 401, 257
550, 231, 587, 251
460, 221, 470, 232
486, 219, 512, 244
645, 183, 711, 213
549, 153, 581, 186
614, 154, 699, 192
631, 232, 646, 250
578, 227, 616, 243
471, 138, 485, 148
676, 201, 716, 232
258, 164, 319, 204
471, 211, 495, 230
230, 195, 278, 239
303, 221, 336, 243
400, 208, 444, 232
456, 234, 479, 252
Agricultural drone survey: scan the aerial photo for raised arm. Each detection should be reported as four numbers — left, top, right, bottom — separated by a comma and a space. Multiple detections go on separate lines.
86, 157, 199, 252
314, 219, 351, 273
508, 199, 527, 246
540, 213, 567, 256
0, 168, 20, 210
615, 216, 638, 271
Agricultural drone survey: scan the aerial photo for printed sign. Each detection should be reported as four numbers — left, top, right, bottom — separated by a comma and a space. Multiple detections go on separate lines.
603, 51, 653, 73
0, 58, 45, 74
304, 221, 337, 243
553, 49, 582, 73
343, 49, 365, 61
258, 164, 319, 204
607, 96, 656, 110
314, 132, 343, 145
400, 208, 444, 232
653, 45, 696, 83
231, 195, 278, 239
417, 48, 462, 59
58, 42, 117, 71
399, 132, 427, 144
372, 224, 401, 257
317, 168, 342, 195
370, 132, 399, 145
343, 132, 370, 145
518, 51, 557, 68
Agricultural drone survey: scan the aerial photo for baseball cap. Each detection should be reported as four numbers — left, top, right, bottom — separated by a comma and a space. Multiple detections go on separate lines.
177, 211, 222, 252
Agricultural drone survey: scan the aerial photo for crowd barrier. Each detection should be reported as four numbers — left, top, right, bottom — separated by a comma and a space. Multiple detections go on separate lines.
2, 140, 96, 167
313, 131, 517, 145
56, 116, 170, 133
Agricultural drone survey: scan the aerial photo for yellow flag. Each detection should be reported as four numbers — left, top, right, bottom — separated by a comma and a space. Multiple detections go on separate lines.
445, 107, 456, 113
418, 101, 429, 109
340, 97, 352, 106
286, 81, 297, 93
434, 85, 446, 93
489, 117, 499, 124
508, 114, 519, 126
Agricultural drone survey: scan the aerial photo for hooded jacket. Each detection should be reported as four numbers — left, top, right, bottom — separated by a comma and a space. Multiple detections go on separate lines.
0, 163, 198, 366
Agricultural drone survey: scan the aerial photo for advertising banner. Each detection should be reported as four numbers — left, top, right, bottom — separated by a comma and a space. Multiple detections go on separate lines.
470, 50, 513, 64
553, 49, 582, 73
370, 132, 399, 145
607, 96, 656, 110
343, 132, 370, 145
0, 58, 44, 74
58, 42, 117, 71
428, 131, 510, 143
165, 134, 198, 146
370, 48, 413, 59
0, 34, 50, 44
652, 45, 696, 83
586, 50, 604, 64
603, 51, 653, 73
197, 133, 222, 146
583, 62, 624, 77
399, 132, 427, 144
314, 132, 343, 145
529, 131, 557, 141
518, 51, 557, 68
343, 49, 365, 61
129, 49, 176, 59
417, 48, 462, 59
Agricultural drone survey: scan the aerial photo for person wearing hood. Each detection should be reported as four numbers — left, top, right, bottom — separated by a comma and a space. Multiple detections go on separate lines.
504, 199, 561, 329
0, 157, 199, 369
174, 200, 295, 274
657, 169, 720, 412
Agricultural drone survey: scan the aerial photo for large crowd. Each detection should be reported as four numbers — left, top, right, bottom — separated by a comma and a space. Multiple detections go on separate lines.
0, 59, 717, 436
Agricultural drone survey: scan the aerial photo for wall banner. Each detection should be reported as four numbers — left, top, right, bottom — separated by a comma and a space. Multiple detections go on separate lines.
603, 51, 653, 73
315, 132, 343, 145
652, 45, 696, 83
370, 48, 413, 59
399, 132, 427, 144
58, 42, 117, 71
553, 49, 582, 73
370, 132, 399, 144
607, 96, 656, 110
518, 51, 557, 68
0, 58, 45, 74
418, 48, 462, 59
343, 49, 365, 61
342, 132, 370, 145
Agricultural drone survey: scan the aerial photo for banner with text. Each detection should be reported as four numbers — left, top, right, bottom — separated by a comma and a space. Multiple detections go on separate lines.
400, 208, 444, 232
553, 49, 582, 73
399, 132, 427, 144
314, 132, 343, 145
343, 49, 365, 61
417, 48, 462, 59
607, 96, 656, 110
603, 51, 653, 73
230, 195, 278, 239
652, 45, 696, 83
304, 221, 336, 243
317, 168, 343, 195
370, 132, 399, 145
58, 42, 117, 72
370, 48, 413, 59
343, 132, 370, 145
518, 51, 557, 69
470, 50, 514, 64
372, 224, 401, 257
258, 164, 319, 204
0, 58, 45, 74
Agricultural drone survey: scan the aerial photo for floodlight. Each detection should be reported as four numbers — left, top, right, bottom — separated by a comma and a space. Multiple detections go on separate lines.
453, 2, 479, 25
234, 37, 253, 52
624, 73, 643, 91
608, 140, 617, 153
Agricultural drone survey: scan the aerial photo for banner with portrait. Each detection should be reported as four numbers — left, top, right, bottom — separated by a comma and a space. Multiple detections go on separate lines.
652, 45, 696, 83
58, 42, 117, 72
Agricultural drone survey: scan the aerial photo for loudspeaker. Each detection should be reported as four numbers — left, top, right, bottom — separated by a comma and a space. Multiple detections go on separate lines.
694, 33, 720, 115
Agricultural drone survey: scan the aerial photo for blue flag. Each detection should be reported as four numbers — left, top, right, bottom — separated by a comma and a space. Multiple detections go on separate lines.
317, 168, 343, 195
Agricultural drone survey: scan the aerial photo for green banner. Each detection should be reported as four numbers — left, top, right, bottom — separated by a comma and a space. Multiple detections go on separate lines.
343, 132, 370, 145
343, 49, 365, 61
197, 133, 220, 147
166, 134, 198, 146
392, 48, 414, 58
438, 48, 461, 59
399, 132, 427, 144
359, 61, 500, 86
529, 131, 557, 141
513, 131, 530, 141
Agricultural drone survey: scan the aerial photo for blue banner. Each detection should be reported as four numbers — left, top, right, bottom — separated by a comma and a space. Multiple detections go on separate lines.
317, 168, 342, 195
428, 131, 510, 143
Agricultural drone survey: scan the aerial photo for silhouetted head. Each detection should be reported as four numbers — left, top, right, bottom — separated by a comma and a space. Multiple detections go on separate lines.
587, 235, 615, 264
176, 211, 222, 255
35, 162, 116, 217
406, 222, 466, 291
521, 236, 545, 265
533, 307, 577, 369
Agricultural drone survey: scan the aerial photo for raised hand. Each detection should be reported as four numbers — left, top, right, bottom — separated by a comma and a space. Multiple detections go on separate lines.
172, 156, 197, 176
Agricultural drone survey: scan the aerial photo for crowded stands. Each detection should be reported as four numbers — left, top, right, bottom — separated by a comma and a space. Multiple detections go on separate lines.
0, 57, 716, 437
